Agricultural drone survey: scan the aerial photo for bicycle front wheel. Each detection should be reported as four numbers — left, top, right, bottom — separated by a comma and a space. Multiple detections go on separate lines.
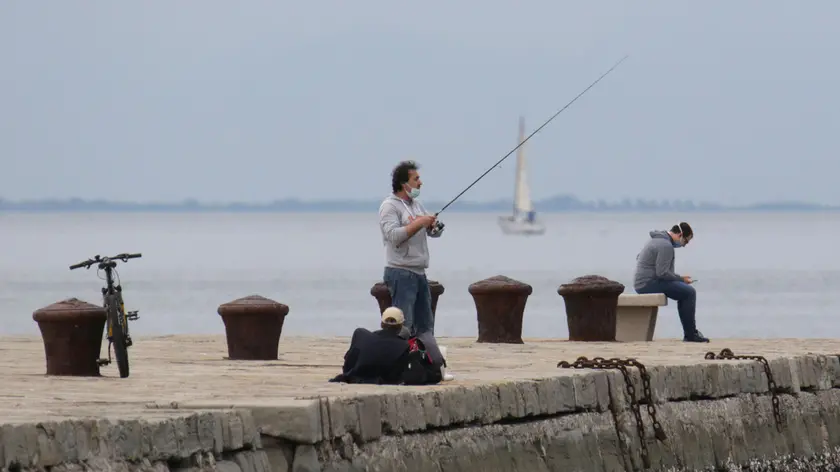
106, 298, 130, 378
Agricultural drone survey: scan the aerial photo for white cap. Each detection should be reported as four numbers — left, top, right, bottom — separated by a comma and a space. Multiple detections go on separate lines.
381, 307, 405, 326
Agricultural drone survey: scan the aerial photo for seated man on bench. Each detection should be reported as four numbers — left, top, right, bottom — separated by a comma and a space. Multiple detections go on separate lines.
633, 222, 709, 343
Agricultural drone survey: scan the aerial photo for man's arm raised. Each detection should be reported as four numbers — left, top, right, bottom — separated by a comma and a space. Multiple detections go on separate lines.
415, 201, 444, 238
379, 202, 434, 244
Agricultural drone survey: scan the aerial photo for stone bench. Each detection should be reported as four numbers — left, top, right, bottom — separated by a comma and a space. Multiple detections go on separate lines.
614, 293, 668, 342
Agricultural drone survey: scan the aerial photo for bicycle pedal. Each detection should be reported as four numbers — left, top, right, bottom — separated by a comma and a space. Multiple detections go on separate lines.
97, 358, 111, 366
126, 336, 134, 347
127, 311, 139, 321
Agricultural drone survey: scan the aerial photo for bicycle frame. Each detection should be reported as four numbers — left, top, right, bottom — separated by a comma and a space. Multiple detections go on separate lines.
99, 261, 129, 339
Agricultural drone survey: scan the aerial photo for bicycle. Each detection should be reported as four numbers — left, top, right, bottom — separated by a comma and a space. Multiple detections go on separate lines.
69, 252, 142, 378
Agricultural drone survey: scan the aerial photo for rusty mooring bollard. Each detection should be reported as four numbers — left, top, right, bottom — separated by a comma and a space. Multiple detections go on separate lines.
558, 275, 625, 342
370, 280, 445, 319
468, 275, 532, 344
217, 295, 289, 360
32, 298, 107, 376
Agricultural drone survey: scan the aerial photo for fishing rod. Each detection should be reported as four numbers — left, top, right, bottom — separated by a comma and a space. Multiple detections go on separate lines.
435, 54, 629, 217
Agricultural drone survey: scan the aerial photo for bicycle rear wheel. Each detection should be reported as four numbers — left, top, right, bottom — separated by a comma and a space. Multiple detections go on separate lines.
106, 298, 130, 378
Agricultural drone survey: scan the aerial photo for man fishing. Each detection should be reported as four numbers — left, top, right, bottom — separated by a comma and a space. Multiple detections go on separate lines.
378, 160, 444, 336
374, 57, 627, 336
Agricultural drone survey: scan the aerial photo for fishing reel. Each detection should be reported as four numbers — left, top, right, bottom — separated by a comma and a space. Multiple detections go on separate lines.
429, 220, 445, 236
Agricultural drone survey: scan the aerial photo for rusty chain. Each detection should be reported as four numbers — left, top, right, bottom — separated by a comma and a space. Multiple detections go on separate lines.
557, 356, 666, 469
704, 348, 784, 432
622, 358, 668, 441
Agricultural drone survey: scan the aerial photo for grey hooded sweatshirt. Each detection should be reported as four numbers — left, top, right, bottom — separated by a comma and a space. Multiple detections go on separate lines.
378, 194, 442, 275
633, 230, 682, 291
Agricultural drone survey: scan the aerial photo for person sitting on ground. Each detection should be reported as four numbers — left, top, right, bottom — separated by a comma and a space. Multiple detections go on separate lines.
328, 307, 411, 384
633, 222, 709, 343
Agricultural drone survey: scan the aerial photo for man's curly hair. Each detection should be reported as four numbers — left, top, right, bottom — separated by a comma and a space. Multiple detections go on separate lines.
391, 160, 419, 193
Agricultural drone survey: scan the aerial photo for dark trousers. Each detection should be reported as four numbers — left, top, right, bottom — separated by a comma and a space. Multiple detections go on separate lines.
383, 267, 434, 336
636, 280, 697, 337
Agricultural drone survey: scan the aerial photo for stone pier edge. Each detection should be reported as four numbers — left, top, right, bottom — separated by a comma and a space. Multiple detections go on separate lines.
3, 353, 840, 471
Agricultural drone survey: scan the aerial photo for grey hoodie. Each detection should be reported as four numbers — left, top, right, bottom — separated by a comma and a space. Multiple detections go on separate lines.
378, 194, 442, 274
633, 230, 682, 290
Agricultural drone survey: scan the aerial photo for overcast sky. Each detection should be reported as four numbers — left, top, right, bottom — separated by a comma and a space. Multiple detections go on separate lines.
2, 1, 838, 205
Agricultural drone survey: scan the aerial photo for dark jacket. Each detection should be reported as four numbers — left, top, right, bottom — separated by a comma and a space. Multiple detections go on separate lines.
329, 327, 409, 384
633, 230, 682, 290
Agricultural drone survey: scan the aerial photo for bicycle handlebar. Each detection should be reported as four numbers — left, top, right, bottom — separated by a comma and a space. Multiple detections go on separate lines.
69, 253, 142, 270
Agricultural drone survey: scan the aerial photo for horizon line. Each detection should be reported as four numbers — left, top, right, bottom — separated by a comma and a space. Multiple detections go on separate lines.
0, 194, 837, 207
1, 194, 838, 213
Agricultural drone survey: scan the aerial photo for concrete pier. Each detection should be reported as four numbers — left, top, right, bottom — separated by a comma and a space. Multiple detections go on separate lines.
3, 335, 840, 471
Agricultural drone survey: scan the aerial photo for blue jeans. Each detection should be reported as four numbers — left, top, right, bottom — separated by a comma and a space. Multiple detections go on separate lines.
636, 280, 697, 337
383, 267, 434, 336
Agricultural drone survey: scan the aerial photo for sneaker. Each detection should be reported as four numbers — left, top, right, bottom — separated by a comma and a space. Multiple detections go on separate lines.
440, 345, 455, 381
683, 330, 710, 343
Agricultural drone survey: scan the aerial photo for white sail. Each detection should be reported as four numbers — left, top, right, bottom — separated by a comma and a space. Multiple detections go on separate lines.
498, 116, 546, 235
512, 116, 534, 214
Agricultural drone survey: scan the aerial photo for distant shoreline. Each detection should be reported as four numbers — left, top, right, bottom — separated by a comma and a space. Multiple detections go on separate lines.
0, 195, 837, 213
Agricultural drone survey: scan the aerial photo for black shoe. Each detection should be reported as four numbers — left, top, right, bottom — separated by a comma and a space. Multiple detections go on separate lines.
683, 330, 710, 343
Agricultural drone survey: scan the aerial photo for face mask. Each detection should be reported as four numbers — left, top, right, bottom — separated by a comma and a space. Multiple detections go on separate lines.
406, 186, 420, 199
672, 241, 682, 248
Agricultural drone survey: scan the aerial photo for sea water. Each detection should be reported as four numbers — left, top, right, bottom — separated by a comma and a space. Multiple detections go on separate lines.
1, 211, 838, 340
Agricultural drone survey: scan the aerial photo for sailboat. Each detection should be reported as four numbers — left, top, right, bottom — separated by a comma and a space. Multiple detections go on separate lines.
497, 116, 546, 235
